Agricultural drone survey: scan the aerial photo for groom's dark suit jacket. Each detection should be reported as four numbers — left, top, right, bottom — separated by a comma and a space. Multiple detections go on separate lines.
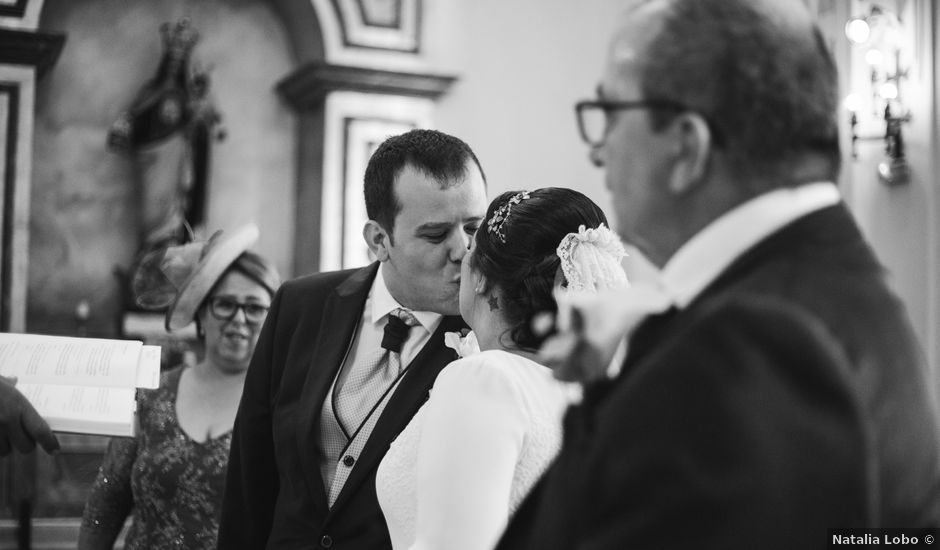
498, 204, 940, 549
218, 262, 464, 549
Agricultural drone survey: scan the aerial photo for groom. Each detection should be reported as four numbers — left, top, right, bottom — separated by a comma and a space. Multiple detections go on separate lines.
500, 0, 940, 548
219, 129, 488, 549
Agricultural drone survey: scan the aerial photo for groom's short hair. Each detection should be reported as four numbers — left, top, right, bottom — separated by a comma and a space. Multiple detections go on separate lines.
364, 129, 486, 235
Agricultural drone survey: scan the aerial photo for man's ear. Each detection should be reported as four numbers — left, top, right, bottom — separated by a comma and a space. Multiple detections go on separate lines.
363, 220, 391, 262
667, 113, 712, 195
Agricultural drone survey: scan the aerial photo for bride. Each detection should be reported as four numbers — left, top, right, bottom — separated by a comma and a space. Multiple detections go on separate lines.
376, 187, 629, 549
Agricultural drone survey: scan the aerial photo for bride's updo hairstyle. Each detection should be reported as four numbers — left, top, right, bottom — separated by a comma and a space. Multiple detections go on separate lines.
471, 187, 610, 350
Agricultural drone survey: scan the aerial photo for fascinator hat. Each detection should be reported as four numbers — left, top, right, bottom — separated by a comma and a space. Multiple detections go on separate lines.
132, 224, 261, 331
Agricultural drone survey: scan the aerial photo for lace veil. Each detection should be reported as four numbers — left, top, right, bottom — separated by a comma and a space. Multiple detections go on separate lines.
555, 224, 629, 293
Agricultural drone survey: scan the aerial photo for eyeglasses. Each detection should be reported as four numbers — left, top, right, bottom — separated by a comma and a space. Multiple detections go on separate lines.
574, 99, 688, 147
207, 297, 270, 324
575, 98, 724, 148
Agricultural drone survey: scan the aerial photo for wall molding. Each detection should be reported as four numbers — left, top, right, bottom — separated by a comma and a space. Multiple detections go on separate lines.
0, 0, 27, 18
0, 28, 64, 76
328, 0, 419, 53
0, 83, 17, 332
0, 65, 35, 335
277, 61, 455, 111
316, 92, 433, 272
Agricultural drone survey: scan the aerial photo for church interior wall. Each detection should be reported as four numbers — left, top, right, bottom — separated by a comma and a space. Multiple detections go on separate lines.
29, 0, 297, 338
0, 0, 937, 544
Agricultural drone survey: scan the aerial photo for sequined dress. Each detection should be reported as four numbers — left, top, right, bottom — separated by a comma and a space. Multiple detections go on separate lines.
80, 367, 231, 550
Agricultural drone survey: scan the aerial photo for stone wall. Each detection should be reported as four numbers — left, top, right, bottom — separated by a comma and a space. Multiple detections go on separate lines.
29, 0, 296, 336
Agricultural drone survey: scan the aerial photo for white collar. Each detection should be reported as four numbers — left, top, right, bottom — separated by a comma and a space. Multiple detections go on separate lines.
372, 267, 442, 332
660, 181, 841, 309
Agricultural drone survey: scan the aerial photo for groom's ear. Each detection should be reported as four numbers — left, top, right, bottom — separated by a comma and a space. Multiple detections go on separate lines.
364, 220, 391, 261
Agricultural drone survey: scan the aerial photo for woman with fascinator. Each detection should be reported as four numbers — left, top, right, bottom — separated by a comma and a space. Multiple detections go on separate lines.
376, 188, 628, 550
79, 224, 280, 550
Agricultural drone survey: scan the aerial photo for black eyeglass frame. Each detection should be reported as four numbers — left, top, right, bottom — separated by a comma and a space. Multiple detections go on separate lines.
574, 99, 725, 148
207, 296, 270, 324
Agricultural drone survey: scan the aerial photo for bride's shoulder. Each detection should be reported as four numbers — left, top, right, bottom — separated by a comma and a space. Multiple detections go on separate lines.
433, 350, 525, 396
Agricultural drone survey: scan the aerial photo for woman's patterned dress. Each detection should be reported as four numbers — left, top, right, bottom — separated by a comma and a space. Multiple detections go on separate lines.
81, 367, 231, 549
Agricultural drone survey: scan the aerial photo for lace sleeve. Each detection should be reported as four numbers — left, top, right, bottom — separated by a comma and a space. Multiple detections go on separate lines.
79, 435, 138, 548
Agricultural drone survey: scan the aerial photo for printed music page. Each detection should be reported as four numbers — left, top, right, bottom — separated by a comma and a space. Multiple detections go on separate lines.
0, 333, 162, 436
15, 384, 138, 437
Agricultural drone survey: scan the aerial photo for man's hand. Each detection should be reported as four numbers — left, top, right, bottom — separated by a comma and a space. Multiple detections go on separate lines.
536, 286, 673, 384
0, 376, 59, 456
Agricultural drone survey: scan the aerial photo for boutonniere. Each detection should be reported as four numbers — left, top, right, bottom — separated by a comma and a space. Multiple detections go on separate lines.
443, 329, 480, 359
541, 284, 674, 384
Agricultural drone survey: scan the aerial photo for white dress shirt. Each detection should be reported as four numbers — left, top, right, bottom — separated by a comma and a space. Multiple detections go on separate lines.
334, 268, 443, 393
319, 267, 443, 500
604, 182, 842, 378
660, 181, 842, 308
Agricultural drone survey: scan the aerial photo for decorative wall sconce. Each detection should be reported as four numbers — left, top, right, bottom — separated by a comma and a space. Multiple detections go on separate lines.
844, 3, 911, 186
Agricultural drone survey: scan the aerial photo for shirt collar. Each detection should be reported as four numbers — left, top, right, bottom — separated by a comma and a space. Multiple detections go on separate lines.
372, 267, 442, 333
660, 181, 841, 309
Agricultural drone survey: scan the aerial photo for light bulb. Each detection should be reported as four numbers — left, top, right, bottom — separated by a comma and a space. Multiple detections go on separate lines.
865, 48, 884, 66
845, 17, 871, 44
878, 82, 898, 100
843, 93, 863, 112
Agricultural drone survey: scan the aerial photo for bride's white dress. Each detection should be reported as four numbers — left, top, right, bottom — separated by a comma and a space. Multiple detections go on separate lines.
376, 349, 573, 550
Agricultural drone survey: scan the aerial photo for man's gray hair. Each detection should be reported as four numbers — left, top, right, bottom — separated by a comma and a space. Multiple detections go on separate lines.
638, 0, 841, 184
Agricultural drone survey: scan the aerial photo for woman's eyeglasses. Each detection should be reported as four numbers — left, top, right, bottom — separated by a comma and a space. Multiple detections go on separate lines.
208, 297, 270, 323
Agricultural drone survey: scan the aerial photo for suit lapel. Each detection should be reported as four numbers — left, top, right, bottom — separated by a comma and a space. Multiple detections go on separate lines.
297, 263, 378, 517
581, 307, 680, 409
328, 314, 465, 514
616, 203, 864, 386
688, 203, 869, 309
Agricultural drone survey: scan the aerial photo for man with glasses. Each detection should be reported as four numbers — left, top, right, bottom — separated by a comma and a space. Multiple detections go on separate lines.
498, 0, 940, 548
219, 129, 488, 549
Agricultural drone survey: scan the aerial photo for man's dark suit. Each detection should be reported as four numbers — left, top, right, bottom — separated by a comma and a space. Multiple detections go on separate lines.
498, 204, 940, 549
218, 263, 464, 549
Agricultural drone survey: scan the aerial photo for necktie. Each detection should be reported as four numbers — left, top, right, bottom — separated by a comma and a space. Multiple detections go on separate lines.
335, 308, 419, 433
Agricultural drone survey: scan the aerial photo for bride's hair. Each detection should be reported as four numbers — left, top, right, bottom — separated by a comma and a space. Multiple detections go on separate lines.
471, 187, 612, 350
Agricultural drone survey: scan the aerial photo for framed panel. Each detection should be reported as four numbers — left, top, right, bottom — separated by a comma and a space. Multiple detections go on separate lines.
0, 66, 34, 335
328, 0, 419, 53
0, 84, 15, 332
0, 0, 27, 18
320, 91, 433, 271
340, 116, 414, 267
357, 0, 401, 28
